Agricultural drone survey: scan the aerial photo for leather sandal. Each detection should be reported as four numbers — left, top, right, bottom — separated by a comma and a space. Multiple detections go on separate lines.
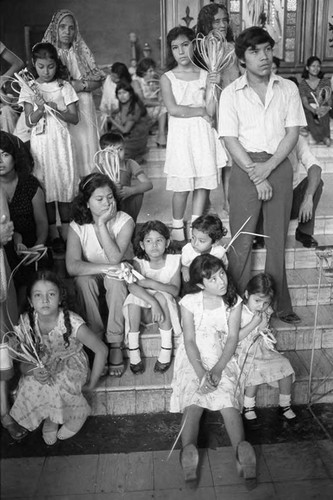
108, 346, 125, 377
236, 441, 257, 490
1, 414, 28, 441
180, 444, 199, 488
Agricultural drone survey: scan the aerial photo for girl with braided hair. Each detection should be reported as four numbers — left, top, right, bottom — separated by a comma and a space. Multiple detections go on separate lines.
9, 270, 107, 445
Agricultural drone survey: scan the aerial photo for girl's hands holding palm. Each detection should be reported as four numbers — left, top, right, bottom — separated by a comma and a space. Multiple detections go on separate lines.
200, 370, 218, 393
32, 367, 51, 384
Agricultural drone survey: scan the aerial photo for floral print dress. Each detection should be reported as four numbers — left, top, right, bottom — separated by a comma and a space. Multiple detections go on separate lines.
10, 310, 91, 431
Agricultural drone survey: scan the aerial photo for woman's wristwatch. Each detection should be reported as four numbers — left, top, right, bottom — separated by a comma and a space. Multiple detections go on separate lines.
81, 80, 88, 91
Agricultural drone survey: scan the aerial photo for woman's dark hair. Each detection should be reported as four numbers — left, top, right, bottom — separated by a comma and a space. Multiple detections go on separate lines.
133, 220, 173, 260
99, 131, 124, 149
26, 270, 72, 348
166, 26, 196, 70
272, 56, 281, 69
0, 131, 34, 179
115, 80, 147, 117
110, 62, 132, 84
71, 173, 119, 225
136, 57, 156, 78
188, 254, 237, 307
288, 76, 299, 87
235, 27, 275, 66
196, 3, 234, 42
192, 214, 227, 244
31, 42, 69, 80
244, 272, 276, 308
301, 56, 323, 79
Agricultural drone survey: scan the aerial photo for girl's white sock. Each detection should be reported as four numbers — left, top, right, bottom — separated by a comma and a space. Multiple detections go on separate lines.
158, 328, 173, 363
279, 394, 296, 419
128, 331, 141, 364
243, 395, 257, 420
279, 394, 291, 407
171, 219, 185, 241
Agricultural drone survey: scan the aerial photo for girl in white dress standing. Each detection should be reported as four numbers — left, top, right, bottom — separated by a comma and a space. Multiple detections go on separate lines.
43, 9, 105, 177
19, 42, 79, 250
170, 254, 256, 489
161, 26, 226, 241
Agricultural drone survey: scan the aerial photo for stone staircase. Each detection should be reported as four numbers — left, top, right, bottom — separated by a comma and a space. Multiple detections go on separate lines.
87, 125, 333, 416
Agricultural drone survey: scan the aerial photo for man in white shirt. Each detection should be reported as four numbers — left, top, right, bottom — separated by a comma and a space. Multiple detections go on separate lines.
219, 27, 307, 324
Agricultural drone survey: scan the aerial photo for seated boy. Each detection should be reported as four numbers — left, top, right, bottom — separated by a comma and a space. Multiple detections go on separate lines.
97, 132, 153, 222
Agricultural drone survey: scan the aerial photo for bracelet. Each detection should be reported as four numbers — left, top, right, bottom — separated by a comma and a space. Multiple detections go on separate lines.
27, 112, 36, 126
81, 80, 88, 91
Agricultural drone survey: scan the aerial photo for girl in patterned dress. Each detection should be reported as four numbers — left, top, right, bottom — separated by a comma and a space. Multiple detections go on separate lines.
236, 273, 296, 428
10, 270, 107, 445
170, 254, 256, 489
123, 220, 181, 375
18, 42, 79, 251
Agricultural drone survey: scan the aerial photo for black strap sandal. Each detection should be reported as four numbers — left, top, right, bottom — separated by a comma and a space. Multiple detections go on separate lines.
154, 347, 172, 373
129, 348, 145, 375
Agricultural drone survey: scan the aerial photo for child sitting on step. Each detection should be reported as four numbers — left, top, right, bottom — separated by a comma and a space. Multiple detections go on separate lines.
236, 273, 296, 429
10, 270, 107, 445
170, 254, 256, 489
123, 220, 182, 374
97, 132, 152, 222
181, 214, 228, 283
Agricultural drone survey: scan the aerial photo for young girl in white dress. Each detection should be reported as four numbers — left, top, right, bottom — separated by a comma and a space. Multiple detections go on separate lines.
236, 273, 296, 428
160, 26, 227, 241
19, 42, 79, 250
170, 254, 256, 489
123, 220, 182, 374
42, 9, 105, 177
10, 270, 107, 446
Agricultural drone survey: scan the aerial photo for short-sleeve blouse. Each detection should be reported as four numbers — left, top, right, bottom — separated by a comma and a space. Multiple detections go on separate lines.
70, 211, 132, 264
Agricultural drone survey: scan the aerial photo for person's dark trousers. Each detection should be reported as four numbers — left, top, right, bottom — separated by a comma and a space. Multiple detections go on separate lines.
291, 178, 323, 235
228, 152, 293, 317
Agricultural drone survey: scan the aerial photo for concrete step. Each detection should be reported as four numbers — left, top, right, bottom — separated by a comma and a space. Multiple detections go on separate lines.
120, 303, 332, 360
88, 348, 333, 415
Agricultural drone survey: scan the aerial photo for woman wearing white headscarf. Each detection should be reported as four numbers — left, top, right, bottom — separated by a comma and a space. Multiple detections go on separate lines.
43, 10, 105, 177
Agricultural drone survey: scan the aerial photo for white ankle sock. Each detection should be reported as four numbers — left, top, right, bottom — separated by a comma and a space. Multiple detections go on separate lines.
243, 395, 257, 420
158, 328, 172, 363
279, 394, 296, 419
279, 394, 291, 407
128, 331, 141, 364
172, 219, 185, 241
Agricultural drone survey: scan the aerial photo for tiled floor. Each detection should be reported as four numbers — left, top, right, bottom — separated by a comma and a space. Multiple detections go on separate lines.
1, 439, 333, 499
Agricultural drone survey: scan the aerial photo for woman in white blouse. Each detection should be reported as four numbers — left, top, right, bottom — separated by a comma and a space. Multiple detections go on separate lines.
66, 173, 134, 377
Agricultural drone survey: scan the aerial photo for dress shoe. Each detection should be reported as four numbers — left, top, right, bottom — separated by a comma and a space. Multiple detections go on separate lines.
295, 229, 318, 248
278, 312, 301, 324
252, 236, 265, 250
